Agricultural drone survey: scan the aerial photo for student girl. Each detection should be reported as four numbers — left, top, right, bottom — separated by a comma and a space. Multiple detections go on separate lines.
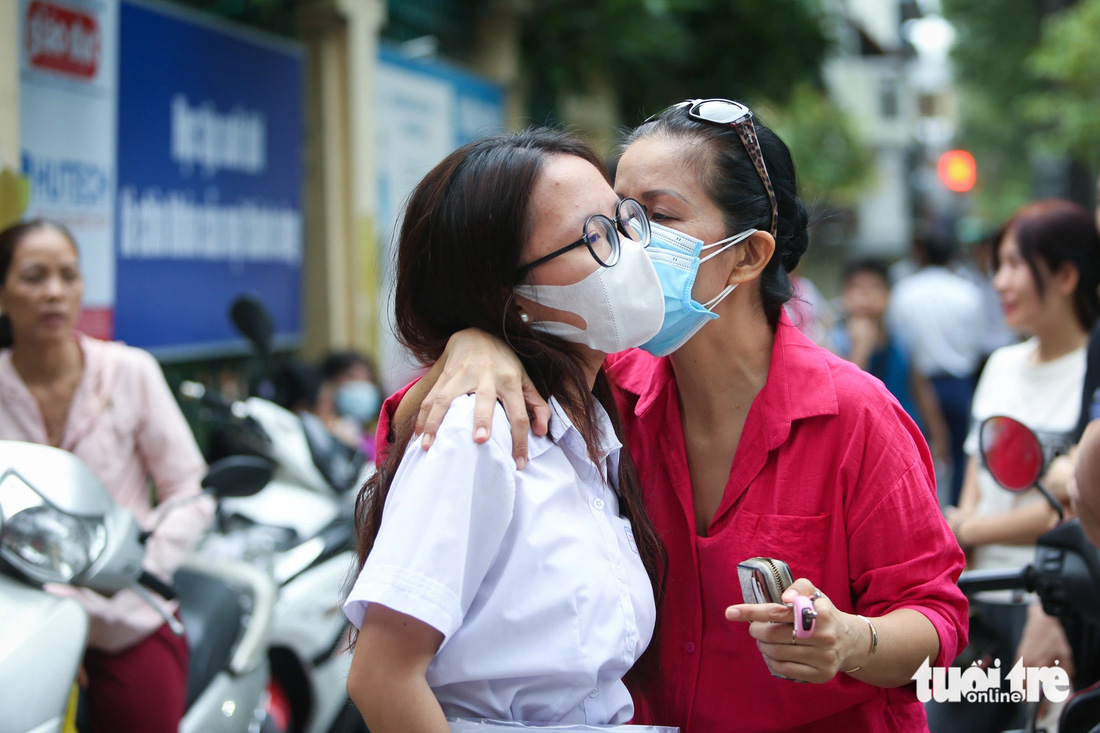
343, 128, 672, 731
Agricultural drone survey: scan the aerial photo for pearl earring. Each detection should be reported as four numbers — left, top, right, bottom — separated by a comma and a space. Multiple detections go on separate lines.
519, 312, 530, 324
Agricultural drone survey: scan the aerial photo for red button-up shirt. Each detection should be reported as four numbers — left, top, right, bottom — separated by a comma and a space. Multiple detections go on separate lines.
377, 314, 968, 732
604, 315, 967, 732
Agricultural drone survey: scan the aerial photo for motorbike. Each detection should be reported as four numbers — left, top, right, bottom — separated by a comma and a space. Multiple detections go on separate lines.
957, 415, 1100, 733
179, 294, 369, 733
0, 440, 276, 733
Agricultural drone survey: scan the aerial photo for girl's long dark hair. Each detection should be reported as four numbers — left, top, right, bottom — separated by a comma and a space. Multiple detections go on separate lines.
352, 128, 665, 652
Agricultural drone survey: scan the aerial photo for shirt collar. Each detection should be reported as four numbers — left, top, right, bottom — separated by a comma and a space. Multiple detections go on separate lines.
609, 311, 839, 444
756, 311, 839, 448
529, 395, 622, 467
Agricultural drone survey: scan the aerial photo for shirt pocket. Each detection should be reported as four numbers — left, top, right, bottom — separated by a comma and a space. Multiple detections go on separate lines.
730, 509, 833, 591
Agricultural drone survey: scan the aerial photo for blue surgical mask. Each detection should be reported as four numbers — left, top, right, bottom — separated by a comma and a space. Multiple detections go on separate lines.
334, 380, 381, 424
640, 221, 757, 357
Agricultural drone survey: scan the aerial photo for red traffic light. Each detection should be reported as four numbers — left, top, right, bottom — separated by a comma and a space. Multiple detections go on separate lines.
937, 150, 977, 193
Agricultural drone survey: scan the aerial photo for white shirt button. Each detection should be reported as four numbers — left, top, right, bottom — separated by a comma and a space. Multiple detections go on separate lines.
593, 498, 605, 510
589, 688, 599, 698
627, 638, 637, 651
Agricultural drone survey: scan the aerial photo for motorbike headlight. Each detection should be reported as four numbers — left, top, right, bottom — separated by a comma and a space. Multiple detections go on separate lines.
0, 470, 107, 583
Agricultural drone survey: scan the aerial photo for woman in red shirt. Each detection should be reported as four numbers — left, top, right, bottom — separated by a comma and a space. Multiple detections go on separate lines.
382, 100, 968, 732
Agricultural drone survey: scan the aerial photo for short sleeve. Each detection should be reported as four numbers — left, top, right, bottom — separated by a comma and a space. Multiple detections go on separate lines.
346, 397, 516, 642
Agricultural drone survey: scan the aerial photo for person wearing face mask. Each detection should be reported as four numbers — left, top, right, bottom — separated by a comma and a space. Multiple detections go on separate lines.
343, 128, 670, 732
377, 100, 968, 732
0, 219, 213, 731
318, 349, 382, 460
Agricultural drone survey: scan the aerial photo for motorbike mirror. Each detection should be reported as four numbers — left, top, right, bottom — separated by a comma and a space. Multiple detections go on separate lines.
979, 415, 1044, 491
202, 456, 274, 499
979, 415, 1064, 520
229, 295, 274, 355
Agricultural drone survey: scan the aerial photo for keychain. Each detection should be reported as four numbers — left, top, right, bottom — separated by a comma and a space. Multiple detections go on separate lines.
792, 593, 819, 639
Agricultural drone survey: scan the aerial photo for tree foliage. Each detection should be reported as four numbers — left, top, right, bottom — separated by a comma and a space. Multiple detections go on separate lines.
160, 0, 872, 211
1024, 0, 1100, 165
941, 0, 1099, 224
519, 0, 831, 125
758, 83, 873, 209
939, 0, 1044, 224
514, 0, 872, 210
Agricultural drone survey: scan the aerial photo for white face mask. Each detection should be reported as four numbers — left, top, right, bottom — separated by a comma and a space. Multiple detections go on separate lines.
514, 239, 664, 354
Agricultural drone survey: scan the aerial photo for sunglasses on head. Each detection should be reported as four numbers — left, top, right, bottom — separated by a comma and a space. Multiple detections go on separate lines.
650, 98, 778, 238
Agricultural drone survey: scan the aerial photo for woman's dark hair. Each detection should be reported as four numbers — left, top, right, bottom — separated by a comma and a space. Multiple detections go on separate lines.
320, 349, 377, 383
621, 104, 810, 328
352, 128, 665, 648
0, 218, 79, 349
842, 257, 891, 287
271, 358, 321, 412
993, 199, 1100, 332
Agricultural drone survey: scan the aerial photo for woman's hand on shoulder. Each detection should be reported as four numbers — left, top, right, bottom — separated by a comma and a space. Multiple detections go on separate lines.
417, 328, 550, 469
725, 578, 866, 684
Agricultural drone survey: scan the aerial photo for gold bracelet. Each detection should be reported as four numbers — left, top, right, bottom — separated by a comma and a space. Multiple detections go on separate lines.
845, 616, 878, 674
858, 615, 879, 656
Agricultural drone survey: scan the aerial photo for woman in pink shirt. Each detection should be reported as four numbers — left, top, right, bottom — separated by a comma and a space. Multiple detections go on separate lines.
380, 100, 968, 731
0, 219, 213, 731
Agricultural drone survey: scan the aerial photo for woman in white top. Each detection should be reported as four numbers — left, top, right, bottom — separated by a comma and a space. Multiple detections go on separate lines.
343, 128, 668, 731
936, 199, 1100, 732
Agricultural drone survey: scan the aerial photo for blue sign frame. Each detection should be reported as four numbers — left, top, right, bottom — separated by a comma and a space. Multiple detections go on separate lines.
115, 0, 303, 357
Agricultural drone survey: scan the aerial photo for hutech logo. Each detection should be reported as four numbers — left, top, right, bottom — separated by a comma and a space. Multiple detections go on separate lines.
24, 0, 101, 79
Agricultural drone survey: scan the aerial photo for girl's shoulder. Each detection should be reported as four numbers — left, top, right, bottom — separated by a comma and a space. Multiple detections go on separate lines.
432, 393, 518, 460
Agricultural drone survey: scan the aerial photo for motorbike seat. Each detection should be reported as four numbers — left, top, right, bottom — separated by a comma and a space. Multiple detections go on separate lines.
175, 568, 244, 708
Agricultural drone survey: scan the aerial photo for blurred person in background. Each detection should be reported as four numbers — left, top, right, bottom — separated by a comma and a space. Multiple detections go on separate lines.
272, 357, 322, 415
888, 230, 985, 506
318, 349, 381, 461
1071, 419, 1100, 546
1065, 170, 1100, 543
829, 258, 950, 466
270, 357, 360, 488
0, 219, 213, 731
1076, 169, 1100, 437
956, 230, 1020, 373
935, 199, 1100, 733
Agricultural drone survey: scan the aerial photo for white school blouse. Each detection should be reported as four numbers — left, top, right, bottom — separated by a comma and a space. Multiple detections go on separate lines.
343, 394, 655, 726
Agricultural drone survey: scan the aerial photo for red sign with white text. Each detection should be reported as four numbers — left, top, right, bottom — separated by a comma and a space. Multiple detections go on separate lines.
24, 0, 101, 79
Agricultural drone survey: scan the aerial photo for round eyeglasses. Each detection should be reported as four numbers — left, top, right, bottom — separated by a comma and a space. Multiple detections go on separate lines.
515, 198, 650, 280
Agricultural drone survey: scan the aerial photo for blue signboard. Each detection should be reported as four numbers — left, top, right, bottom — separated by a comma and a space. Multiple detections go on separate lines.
114, 1, 303, 356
